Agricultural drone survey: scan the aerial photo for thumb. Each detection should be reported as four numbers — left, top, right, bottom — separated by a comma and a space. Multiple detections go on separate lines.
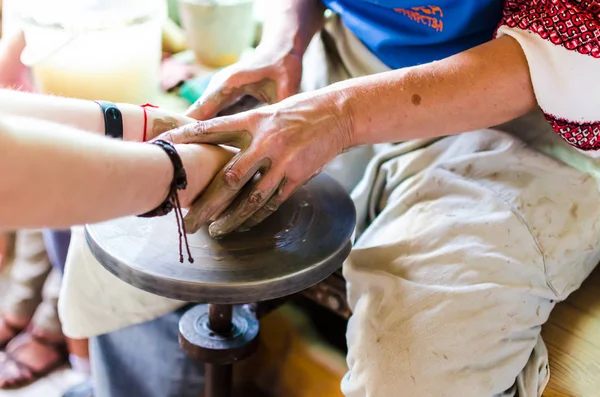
156, 115, 252, 148
184, 86, 239, 121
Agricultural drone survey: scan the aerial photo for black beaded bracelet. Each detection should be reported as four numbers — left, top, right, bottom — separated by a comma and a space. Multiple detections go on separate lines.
139, 140, 194, 263
138, 140, 187, 218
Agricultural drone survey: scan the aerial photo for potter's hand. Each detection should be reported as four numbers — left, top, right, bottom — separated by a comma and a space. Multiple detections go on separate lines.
160, 90, 354, 237
185, 47, 303, 120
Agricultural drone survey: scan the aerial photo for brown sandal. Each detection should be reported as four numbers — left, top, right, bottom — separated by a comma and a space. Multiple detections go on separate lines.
0, 315, 25, 349
0, 331, 68, 389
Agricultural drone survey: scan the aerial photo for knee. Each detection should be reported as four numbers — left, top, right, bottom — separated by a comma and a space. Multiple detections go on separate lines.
341, 286, 543, 397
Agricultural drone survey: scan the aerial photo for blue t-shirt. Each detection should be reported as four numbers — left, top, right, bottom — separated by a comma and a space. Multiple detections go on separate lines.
322, 0, 504, 69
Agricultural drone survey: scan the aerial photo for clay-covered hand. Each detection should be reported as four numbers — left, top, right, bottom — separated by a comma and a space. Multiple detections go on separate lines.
159, 90, 354, 237
185, 47, 303, 120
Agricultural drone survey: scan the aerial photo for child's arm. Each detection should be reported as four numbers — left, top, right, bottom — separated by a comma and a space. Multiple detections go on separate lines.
0, 88, 193, 142
0, 114, 233, 229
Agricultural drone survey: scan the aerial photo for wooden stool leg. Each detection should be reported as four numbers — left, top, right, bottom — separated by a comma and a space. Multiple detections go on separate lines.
205, 304, 233, 397
179, 304, 260, 397
205, 364, 233, 397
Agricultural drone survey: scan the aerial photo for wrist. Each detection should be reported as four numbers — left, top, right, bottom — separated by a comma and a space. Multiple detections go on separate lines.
117, 103, 195, 142
141, 140, 194, 263
116, 103, 144, 141
257, 31, 302, 59
172, 144, 196, 206
145, 108, 195, 141
259, 1, 325, 58
321, 84, 358, 150
143, 143, 174, 211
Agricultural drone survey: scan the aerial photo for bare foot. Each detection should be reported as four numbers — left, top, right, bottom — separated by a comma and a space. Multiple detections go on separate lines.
0, 315, 28, 348
0, 330, 67, 389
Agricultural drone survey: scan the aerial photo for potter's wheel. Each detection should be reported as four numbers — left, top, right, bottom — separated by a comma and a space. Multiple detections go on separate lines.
85, 173, 356, 303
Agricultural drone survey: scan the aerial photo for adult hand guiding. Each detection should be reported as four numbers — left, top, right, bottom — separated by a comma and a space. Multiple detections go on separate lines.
170, 0, 334, 237
159, 89, 355, 238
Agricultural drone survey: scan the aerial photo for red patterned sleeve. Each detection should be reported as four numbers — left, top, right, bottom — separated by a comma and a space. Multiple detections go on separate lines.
496, 1, 600, 155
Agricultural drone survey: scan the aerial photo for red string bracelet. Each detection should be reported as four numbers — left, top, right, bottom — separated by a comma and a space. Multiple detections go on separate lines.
140, 103, 159, 142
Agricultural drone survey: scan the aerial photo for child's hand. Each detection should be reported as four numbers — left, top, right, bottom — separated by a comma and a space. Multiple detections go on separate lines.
174, 143, 235, 209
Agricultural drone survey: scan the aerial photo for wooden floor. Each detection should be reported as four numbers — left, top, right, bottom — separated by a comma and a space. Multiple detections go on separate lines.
542, 266, 600, 397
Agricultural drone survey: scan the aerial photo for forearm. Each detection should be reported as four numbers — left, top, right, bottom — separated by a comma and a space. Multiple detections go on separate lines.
0, 89, 193, 142
259, 0, 326, 56
329, 36, 537, 147
0, 115, 231, 229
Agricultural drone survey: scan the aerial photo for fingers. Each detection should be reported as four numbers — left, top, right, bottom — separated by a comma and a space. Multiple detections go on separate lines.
185, 83, 244, 121
156, 116, 252, 149
207, 173, 284, 238
182, 150, 243, 233
217, 96, 262, 117
239, 179, 297, 230
183, 155, 271, 233
242, 79, 278, 105
186, 78, 278, 121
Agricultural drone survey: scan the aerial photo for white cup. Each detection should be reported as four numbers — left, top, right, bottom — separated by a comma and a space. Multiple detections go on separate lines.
178, 0, 256, 67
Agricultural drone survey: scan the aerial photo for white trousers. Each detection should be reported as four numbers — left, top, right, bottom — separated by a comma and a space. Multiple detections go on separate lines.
309, 17, 600, 397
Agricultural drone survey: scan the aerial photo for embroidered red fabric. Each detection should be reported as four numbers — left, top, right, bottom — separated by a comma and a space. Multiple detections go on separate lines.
544, 112, 600, 151
499, 1, 600, 151
501, 0, 600, 58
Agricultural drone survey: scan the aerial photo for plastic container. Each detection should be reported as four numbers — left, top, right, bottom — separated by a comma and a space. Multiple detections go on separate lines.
18, 0, 166, 103
1, 0, 21, 37
178, 0, 256, 67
